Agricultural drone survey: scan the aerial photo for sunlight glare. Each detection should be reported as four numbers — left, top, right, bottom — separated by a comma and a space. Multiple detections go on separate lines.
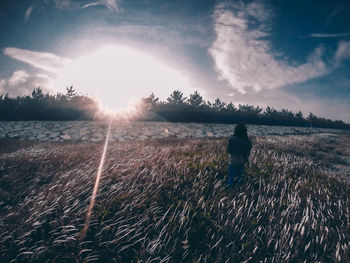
54, 45, 192, 112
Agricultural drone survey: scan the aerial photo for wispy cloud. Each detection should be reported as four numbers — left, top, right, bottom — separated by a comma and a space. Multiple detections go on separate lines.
52, 0, 75, 10
310, 32, 350, 38
324, 4, 347, 27
41, 0, 74, 10
97, 25, 209, 47
3, 47, 70, 72
41, 0, 121, 12
335, 41, 350, 62
209, 1, 329, 94
82, 0, 121, 12
42, 0, 88, 10
0, 70, 53, 97
24, 6, 33, 23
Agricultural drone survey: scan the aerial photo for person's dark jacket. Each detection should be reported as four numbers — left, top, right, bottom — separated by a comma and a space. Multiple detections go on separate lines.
227, 136, 252, 162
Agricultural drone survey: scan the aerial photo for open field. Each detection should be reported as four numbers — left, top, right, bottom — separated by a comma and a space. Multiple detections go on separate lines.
0, 132, 349, 262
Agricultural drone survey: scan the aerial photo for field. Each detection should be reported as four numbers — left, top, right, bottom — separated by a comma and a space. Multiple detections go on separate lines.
0, 132, 349, 262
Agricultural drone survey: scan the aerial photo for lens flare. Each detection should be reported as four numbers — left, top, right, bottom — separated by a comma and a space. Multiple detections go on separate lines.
81, 118, 112, 239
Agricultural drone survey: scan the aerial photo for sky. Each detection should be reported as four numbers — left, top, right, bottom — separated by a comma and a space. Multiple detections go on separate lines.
0, 0, 350, 121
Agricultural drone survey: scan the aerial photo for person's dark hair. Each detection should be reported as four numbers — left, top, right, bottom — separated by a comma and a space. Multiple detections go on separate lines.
234, 123, 249, 141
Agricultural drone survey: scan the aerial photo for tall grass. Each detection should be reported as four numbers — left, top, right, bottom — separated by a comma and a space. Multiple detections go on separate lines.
0, 136, 349, 262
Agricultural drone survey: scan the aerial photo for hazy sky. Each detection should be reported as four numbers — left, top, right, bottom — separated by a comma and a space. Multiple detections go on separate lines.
0, 0, 350, 121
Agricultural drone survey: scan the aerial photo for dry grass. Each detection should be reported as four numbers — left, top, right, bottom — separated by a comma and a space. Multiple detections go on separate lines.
258, 133, 350, 176
0, 135, 349, 262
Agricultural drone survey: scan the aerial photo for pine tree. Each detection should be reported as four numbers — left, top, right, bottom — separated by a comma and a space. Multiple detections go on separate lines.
189, 91, 204, 108
66, 86, 77, 100
167, 90, 187, 105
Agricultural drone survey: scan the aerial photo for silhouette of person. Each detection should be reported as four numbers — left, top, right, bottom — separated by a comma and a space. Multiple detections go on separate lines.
227, 123, 252, 189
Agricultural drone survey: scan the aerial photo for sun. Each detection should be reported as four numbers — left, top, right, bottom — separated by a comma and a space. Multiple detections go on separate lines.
54, 45, 192, 112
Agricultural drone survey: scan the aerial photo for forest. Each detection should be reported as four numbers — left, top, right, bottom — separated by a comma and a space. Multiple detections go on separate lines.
0, 87, 99, 121
1, 87, 349, 130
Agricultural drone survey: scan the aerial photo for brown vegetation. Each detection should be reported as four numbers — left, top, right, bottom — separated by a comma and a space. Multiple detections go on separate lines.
0, 135, 349, 262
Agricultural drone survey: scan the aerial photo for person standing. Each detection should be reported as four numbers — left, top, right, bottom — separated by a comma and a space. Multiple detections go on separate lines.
227, 123, 252, 189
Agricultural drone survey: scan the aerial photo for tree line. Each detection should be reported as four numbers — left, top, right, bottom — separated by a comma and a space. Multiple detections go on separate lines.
0, 87, 100, 121
140, 90, 350, 130
0, 87, 349, 130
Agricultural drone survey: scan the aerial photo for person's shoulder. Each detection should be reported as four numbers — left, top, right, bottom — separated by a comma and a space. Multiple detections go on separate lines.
232, 136, 244, 142
237, 137, 252, 148
229, 136, 239, 143
228, 135, 236, 141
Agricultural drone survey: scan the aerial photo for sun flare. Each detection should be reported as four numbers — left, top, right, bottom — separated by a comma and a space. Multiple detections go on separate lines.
54, 45, 192, 112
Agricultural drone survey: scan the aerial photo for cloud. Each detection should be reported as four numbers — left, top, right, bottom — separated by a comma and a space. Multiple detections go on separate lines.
335, 41, 350, 61
8, 70, 30, 87
310, 32, 350, 38
54, 0, 73, 9
0, 70, 53, 97
43, 0, 76, 10
82, 0, 121, 12
324, 4, 347, 27
24, 6, 33, 22
3, 47, 70, 72
97, 25, 209, 47
209, 1, 329, 94
41, 0, 121, 12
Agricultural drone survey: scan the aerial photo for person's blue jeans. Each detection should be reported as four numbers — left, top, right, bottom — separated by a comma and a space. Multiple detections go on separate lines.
228, 163, 244, 189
